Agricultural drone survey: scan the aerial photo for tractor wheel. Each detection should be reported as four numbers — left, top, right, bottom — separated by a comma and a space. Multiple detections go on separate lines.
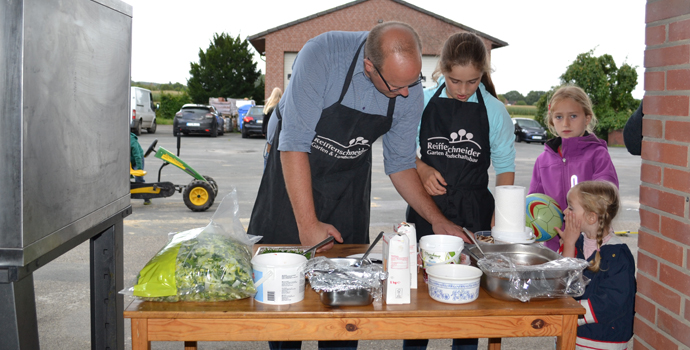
183, 180, 215, 212
203, 175, 218, 196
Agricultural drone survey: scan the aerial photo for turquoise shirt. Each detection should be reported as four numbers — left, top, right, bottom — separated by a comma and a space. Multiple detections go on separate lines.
418, 76, 516, 175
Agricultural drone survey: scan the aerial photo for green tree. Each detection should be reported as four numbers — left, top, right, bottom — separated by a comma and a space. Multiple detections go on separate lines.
187, 33, 265, 105
503, 90, 524, 103
535, 50, 638, 140
525, 91, 545, 105
156, 92, 192, 120
561, 50, 638, 139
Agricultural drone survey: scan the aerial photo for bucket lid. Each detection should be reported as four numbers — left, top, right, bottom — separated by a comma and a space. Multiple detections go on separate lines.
251, 253, 307, 268
419, 235, 464, 251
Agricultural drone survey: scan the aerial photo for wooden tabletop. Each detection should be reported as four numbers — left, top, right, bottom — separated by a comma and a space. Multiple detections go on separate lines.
124, 244, 584, 320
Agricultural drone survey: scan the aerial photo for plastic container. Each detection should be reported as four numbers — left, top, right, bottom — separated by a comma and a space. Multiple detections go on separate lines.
419, 235, 464, 268
426, 264, 482, 304
251, 253, 307, 305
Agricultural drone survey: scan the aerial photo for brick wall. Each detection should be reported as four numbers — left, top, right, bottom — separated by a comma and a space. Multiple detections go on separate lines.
636, 1, 690, 349
259, 0, 497, 99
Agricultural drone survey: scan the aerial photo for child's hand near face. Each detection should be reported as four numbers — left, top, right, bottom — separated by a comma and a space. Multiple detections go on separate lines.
555, 211, 581, 258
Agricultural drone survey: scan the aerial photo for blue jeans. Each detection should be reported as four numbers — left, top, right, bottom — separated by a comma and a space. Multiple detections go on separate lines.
134, 158, 145, 183
268, 341, 357, 350
402, 338, 478, 350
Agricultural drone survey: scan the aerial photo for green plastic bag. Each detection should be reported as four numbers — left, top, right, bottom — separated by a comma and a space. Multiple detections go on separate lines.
129, 189, 258, 302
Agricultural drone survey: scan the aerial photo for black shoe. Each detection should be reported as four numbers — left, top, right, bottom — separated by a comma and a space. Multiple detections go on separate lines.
144, 199, 152, 205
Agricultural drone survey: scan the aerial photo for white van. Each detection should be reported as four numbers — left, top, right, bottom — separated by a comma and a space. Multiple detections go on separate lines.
130, 86, 157, 135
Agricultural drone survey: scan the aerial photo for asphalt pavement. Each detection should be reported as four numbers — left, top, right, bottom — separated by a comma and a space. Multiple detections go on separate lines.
32, 124, 640, 349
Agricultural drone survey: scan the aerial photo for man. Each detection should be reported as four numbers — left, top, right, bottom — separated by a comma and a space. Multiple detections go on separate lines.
249, 21, 465, 252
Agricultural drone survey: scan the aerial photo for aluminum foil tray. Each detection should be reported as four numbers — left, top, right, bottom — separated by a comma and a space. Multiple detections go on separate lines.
319, 288, 374, 306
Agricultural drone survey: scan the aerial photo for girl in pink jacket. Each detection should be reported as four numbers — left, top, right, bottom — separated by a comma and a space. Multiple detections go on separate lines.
529, 86, 619, 252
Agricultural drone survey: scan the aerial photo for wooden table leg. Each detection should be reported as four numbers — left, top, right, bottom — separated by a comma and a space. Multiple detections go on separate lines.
488, 337, 501, 350
131, 319, 151, 350
184, 341, 198, 350
556, 315, 577, 350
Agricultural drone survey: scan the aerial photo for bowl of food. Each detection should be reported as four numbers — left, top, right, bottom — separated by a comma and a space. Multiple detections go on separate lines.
426, 264, 482, 304
255, 246, 314, 259
474, 230, 494, 244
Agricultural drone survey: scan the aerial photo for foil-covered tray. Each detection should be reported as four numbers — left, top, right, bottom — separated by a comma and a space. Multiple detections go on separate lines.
319, 288, 374, 306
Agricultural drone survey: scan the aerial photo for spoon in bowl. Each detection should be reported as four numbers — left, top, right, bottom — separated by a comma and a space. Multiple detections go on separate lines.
463, 227, 486, 259
355, 231, 384, 267
303, 236, 335, 257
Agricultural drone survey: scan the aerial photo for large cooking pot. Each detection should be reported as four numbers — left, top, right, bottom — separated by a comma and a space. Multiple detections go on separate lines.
468, 244, 586, 301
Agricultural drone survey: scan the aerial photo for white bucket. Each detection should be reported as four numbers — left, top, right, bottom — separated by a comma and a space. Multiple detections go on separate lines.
418, 235, 465, 283
419, 235, 464, 268
251, 253, 307, 305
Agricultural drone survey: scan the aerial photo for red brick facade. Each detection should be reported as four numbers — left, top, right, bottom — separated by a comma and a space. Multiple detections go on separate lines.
636, 1, 690, 348
249, 0, 505, 100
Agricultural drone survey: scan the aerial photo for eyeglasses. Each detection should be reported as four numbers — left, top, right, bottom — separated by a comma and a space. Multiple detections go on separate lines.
369, 58, 423, 93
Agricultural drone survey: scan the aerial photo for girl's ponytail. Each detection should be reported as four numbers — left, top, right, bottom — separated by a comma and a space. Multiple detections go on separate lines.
571, 181, 620, 273
481, 73, 497, 99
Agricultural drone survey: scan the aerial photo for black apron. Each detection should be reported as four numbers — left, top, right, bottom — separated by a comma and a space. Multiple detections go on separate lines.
406, 83, 494, 240
247, 41, 395, 244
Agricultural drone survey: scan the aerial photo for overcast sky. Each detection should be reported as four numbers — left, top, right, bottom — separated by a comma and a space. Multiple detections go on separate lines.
124, 0, 646, 99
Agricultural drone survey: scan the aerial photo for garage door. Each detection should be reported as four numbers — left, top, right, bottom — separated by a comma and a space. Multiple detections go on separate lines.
284, 52, 297, 90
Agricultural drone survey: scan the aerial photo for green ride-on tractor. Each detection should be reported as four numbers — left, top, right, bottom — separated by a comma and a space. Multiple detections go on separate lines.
130, 138, 218, 211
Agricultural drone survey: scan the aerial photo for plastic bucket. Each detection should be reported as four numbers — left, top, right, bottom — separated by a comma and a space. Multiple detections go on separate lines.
251, 253, 307, 305
419, 235, 464, 268
419, 235, 464, 282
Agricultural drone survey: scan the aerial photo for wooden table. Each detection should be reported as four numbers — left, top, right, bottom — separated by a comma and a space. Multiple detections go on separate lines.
124, 244, 584, 350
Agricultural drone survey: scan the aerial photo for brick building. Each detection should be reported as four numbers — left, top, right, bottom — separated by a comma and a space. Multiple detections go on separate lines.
247, 0, 507, 100
635, 1, 690, 348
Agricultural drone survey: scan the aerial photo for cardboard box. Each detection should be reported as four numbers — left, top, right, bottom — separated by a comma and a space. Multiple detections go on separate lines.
382, 232, 411, 304
395, 222, 418, 289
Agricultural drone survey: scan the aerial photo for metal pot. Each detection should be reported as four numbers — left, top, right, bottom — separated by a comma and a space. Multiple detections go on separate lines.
467, 244, 573, 301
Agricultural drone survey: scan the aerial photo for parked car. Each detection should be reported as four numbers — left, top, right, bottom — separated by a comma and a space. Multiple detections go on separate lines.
241, 105, 265, 138
130, 86, 158, 135
173, 104, 225, 137
237, 103, 253, 132
512, 117, 548, 144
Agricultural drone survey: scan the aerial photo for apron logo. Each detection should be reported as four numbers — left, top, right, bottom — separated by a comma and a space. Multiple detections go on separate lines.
426, 129, 482, 162
312, 135, 370, 160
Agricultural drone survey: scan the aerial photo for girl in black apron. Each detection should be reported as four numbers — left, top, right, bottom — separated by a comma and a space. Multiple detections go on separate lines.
404, 32, 515, 350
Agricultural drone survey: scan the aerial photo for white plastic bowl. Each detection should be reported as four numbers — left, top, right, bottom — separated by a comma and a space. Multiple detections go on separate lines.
426, 264, 482, 304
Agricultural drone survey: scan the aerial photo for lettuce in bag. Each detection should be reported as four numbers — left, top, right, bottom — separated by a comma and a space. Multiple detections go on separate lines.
129, 189, 260, 302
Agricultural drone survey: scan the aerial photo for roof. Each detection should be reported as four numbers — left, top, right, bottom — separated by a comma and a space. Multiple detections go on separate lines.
247, 0, 508, 54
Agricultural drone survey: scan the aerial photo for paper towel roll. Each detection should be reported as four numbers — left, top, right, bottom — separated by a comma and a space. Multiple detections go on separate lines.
494, 186, 526, 234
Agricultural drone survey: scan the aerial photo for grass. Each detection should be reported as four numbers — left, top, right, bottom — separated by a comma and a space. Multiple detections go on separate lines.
511, 115, 535, 120
156, 117, 174, 125
152, 90, 185, 102
506, 105, 537, 116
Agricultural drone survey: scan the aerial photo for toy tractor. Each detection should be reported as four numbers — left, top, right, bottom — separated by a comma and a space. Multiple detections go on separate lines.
130, 139, 217, 211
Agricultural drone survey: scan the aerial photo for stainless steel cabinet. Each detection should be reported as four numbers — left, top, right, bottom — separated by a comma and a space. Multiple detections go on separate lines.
0, 0, 132, 348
